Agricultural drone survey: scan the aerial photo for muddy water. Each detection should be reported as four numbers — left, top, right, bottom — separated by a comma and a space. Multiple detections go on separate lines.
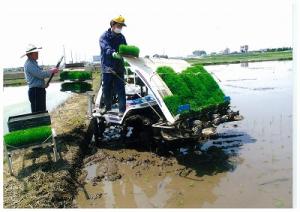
75, 61, 292, 208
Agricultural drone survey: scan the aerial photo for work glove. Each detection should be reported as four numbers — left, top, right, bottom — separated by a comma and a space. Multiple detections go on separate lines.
50, 67, 59, 74
112, 52, 123, 60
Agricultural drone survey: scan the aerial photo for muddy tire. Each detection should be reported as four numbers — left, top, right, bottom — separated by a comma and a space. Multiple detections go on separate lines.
123, 114, 154, 149
139, 127, 154, 150
92, 118, 100, 144
93, 117, 105, 147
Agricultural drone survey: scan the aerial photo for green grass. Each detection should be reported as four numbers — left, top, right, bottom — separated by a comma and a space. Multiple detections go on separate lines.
185, 50, 293, 66
60, 71, 92, 81
61, 81, 92, 93
4, 78, 26, 86
119, 44, 140, 57
4, 74, 61, 87
4, 125, 52, 147
157, 65, 225, 115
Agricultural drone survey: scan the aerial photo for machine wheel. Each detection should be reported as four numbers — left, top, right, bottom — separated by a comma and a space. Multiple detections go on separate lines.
123, 114, 154, 149
92, 117, 105, 147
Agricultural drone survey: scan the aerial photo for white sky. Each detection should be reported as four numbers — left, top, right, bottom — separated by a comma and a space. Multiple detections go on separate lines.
0, 0, 293, 68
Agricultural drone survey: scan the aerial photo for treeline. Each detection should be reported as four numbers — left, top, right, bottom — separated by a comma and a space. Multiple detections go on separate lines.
261, 47, 292, 52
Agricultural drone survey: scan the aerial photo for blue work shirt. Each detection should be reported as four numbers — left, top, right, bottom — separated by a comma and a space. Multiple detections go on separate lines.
99, 28, 127, 73
24, 58, 51, 88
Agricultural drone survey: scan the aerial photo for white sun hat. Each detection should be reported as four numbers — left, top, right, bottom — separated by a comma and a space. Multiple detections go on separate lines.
21, 44, 42, 58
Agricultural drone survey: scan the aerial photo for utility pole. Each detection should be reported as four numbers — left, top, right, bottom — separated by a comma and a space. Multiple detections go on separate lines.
63, 45, 66, 64
70, 50, 73, 63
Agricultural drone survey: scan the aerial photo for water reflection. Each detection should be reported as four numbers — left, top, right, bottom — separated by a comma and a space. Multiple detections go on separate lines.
240, 62, 249, 67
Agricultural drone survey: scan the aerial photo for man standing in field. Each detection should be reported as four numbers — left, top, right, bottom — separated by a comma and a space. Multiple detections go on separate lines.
99, 15, 127, 116
22, 44, 59, 113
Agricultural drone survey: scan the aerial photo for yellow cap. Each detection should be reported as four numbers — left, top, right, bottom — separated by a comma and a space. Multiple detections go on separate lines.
112, 15, 126, 26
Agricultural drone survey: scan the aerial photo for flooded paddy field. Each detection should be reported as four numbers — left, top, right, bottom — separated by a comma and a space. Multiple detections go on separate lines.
74, 61, 292, 208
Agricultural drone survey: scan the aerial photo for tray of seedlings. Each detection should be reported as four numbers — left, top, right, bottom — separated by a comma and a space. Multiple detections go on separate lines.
60, 69, 93, 93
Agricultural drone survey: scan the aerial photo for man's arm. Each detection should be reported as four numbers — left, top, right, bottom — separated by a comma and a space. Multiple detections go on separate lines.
100, 33, 115, 56
122, 35, 127, 45
26, 62, 52, 79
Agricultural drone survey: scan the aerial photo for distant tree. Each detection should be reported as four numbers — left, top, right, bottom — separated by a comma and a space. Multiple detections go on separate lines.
192, 50, 207, 56
264, 47, 292, 52
153, 54, 168, 58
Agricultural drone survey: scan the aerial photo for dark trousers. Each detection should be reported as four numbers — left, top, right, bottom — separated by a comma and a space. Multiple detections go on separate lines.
28, 87, 47, 113
102, 72, 126, 113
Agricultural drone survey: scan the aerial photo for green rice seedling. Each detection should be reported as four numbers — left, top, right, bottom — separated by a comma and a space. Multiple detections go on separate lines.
157, 66, 191, 100
157, 65, 225, 115
61, 81, 92, 93
163, 95, 182, 115
4, 125, 52, 147
119, 44, 140, 57
60, 71, 92, 81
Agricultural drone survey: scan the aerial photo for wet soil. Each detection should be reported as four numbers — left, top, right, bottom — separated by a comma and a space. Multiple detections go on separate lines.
75, 61, 292, 208
3, 73, 100, 208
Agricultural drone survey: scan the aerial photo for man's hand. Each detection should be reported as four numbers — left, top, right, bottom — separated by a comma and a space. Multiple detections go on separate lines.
112, 52, 123, 60
50, 67, 59, 74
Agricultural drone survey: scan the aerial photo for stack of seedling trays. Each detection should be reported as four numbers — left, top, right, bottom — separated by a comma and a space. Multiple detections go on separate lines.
3, 111, 58, 175
4, 125, 52, 149
157, 65, 230, 118
60, 70, 93, 93
4, 112, 52, 148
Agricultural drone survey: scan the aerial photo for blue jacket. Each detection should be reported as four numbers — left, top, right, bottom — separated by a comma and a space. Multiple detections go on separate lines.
99, 28, 127, 73
24, 58, 51, 88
